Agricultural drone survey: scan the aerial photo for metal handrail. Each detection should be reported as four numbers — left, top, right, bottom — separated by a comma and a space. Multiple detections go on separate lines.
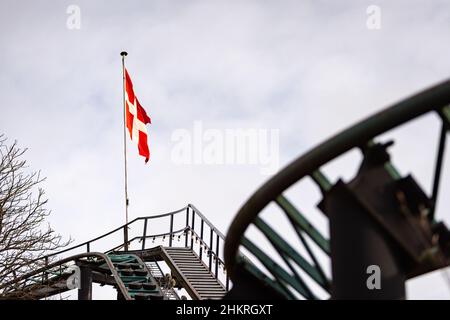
105, 227, 189, 253
188, 204, 226, 240
225, 78, 450, 274
4, 206, 189, 276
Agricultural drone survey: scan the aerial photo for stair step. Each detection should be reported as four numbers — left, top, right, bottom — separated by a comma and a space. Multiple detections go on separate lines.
200, 293, 226, 296
195, 288, 225, 292
191, 282, 223, 286
196, 287, 226, 291
166, 251, 193, 255
168, 251, 196, 254
177, 266, 209, 270
193, 283, 225, 288
188, 279, 218, 283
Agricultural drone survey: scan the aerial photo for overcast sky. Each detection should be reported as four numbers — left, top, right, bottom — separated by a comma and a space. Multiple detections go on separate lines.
1, 0, 449, 299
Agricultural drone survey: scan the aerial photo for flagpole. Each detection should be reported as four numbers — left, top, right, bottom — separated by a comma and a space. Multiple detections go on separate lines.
120, 51, 129, 251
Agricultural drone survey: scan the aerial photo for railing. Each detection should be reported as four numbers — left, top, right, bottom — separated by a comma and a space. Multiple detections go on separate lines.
106, 204, 229, 290
0, 204, 229, 294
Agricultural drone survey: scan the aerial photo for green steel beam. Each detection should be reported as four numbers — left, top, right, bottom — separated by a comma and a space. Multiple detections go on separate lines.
289, 217, 329, 289
430, 121, 447, 221
253, 217, 330, 291
275, 195, 330, 255
440, 105, 450, 128
384, 162, 402, 180
241, 237, 311, 299
277, 249, 316, 299
310, 170, 332, 193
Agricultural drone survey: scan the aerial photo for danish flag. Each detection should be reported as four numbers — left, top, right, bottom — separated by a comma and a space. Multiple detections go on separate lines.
124, 68, 151, 163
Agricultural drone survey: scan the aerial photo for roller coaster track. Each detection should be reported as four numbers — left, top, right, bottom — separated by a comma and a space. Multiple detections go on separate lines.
0, 205, 229, 300
224, 79, 450, 299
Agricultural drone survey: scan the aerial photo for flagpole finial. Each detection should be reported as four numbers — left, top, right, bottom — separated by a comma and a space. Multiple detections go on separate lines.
120, 51, 128, 57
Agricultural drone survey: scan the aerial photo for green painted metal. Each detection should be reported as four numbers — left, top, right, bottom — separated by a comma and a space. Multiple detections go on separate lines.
253, 217, 330, 291
310, 170, 332, 193
290, 218, 329, 289
440, 105, 450, 127
275, 195, 330, 255
106, 253, 163, 300
384, 162, 402, 180
430, 121, 448, 221
274, 247, 317, 299
241, 237, 313, 299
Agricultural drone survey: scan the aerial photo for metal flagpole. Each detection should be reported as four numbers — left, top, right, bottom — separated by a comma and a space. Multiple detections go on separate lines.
120, 51, 129, 251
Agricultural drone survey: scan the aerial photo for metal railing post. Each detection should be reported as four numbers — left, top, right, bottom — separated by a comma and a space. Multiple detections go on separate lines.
142, 218, 148, 250
200, 220, 204, 259
185, 207, 189, 247
123, 226, 129, 251
215, 234, 220, 278
190, 211, 195, 249
209, 228, 213, 270
169, 214, 174, 247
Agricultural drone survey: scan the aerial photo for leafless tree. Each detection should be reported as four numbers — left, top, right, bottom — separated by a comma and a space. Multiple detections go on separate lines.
0, 135, 71, 295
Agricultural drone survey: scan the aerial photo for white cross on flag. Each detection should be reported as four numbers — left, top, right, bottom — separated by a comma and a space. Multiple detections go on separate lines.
124, 68, 151, 163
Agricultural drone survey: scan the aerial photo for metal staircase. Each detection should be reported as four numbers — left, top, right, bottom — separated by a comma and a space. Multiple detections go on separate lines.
162, 247, 226, 300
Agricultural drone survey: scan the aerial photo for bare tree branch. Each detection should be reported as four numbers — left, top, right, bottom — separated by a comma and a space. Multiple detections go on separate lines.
0, 134, 72, 296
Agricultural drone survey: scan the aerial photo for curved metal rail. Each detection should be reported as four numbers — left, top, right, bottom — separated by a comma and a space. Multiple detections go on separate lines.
0, 252, 131, 299
225, 79, 450, 299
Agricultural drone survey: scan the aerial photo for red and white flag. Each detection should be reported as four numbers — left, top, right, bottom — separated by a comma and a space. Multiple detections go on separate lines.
124, 68, 151, 163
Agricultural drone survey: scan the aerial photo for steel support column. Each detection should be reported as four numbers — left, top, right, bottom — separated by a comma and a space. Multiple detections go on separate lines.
78, 265, 93, 300
323, 181, 407, 299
